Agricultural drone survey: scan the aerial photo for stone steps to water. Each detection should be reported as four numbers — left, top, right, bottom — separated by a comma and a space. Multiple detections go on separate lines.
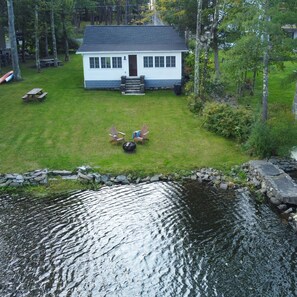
249, 160, 297, 205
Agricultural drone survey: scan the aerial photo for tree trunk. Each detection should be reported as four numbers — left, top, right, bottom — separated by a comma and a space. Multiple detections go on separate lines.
251, 65, 257, 95
50, 0, 58, 67
262, 0, 269, 122
116, 0, 121, 24
74, 11, 81, 29
91, 10, 94, 25
262, 48, 269, 121
61, 10, 69, 62
201, 44, 210, 98
104, 6, 108, 25
293, 81, 297, 120
213, 31, 220, 80
35, 4, 40, 72
108, 6, 113, 24
21, 34, 26, 63
0, 26, 5, 50
213, 2, 220, 80
44, 22, 49, 57
194, 0, 202, 98
6, 0, 22, 80
125, 0, 128, 24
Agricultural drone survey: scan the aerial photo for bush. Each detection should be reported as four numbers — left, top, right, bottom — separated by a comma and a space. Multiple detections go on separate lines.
186, 93, 204, 114
270, 115, 297, 156
202, 102, 254, 142
184, 80, 194, 95
244, 116, 297, 158
244, 121, 275, 158
204, 79, 226, 98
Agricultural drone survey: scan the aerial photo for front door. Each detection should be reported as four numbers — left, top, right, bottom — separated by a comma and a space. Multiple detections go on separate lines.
129, 55, 138, 77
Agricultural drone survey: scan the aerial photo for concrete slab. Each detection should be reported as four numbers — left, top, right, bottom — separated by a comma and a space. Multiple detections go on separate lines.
250, 160, 284, 175
269, 174, 297, 204
260, 164, 283, 176
249, 160, 297, 205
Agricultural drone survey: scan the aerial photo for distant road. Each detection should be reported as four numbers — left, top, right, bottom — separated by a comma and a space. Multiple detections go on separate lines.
152, 12, 164, 26
150, 0, 164, 25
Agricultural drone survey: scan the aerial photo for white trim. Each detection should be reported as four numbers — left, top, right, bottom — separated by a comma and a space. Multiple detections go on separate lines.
77, 50, 188, 55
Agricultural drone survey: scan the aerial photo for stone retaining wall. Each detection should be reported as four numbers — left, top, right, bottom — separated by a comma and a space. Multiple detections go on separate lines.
2, 159, 296, 192
0, 166, 237, 190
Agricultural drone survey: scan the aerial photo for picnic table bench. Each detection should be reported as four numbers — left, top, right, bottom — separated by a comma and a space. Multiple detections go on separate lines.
22, 88, 48, 102
40, 58, 63, 68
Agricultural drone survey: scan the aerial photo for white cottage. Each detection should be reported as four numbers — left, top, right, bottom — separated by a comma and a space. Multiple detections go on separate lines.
76, 25, 188, 92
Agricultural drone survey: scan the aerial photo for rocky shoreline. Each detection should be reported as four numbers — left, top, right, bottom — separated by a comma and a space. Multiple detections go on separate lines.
1, 157, 297, 228
0, 165, 242, 189
1, 157, 296, 191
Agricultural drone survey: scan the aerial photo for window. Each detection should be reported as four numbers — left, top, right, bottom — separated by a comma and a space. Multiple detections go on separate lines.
143, 56, 153, 68
101, 57, 111, 68
155, 56, 164, 67
166, 56, 176, 67
89, 57, 99, 68
112, 57, 122, 68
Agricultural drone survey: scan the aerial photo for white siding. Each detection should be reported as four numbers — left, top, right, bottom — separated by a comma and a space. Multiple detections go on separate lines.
81, 51, 183, 81
138, 52, 182, 80
83, 53, 127, 81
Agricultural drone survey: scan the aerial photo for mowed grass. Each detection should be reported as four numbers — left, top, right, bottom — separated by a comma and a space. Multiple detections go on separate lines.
0, 54, 248, 174
238, 62, 296, 118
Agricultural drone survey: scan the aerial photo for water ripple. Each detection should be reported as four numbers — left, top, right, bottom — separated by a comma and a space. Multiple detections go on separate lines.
1, 181, 297, 296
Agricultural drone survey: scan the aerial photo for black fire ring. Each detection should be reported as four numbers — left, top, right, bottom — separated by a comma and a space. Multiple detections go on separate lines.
123, 141, 136, 153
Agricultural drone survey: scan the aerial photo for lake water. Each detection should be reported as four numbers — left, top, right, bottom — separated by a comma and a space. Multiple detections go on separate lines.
1, 181, 297, 297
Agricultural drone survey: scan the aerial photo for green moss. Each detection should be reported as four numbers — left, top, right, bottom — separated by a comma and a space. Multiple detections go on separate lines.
0, 178, 91, 198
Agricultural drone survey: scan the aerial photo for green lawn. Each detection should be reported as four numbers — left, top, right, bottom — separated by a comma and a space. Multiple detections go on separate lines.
238, 62, 296, 118
0, 55, 249, 175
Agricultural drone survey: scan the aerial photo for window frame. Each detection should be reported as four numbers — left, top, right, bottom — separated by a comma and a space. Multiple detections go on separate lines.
155, 56, 165, 68
89, 57, 100, 69
112, 57, 122, 68
166, 56, 176, 68
143, 56, 153, 68
101, 57, 111, 69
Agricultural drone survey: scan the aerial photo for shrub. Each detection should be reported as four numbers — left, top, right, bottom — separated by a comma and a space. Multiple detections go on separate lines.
270, 115, 297, 156
244, 121, 275, 158
204, 79, 226, 98
202, 102, 254, 142
186, 93, 204, 114
244, 116, 297, 158
184, 80, 194, 95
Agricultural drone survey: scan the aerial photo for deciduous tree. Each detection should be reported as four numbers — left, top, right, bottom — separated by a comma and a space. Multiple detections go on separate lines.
6, 0, 21, 80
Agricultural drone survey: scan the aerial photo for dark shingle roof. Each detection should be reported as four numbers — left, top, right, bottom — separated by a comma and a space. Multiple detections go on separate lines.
77, 26, 188, 53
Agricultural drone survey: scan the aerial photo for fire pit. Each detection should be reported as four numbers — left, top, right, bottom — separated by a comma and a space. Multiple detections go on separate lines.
122, 141, 136, 153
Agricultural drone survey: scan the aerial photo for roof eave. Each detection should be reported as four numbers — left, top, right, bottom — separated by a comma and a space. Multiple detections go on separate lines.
76, 49, 188, 54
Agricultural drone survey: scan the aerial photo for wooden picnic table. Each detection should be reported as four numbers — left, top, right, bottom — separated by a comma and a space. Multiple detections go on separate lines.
27, 88, 43, 96
40, 58, 63, 68
22, 88, 48, 102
